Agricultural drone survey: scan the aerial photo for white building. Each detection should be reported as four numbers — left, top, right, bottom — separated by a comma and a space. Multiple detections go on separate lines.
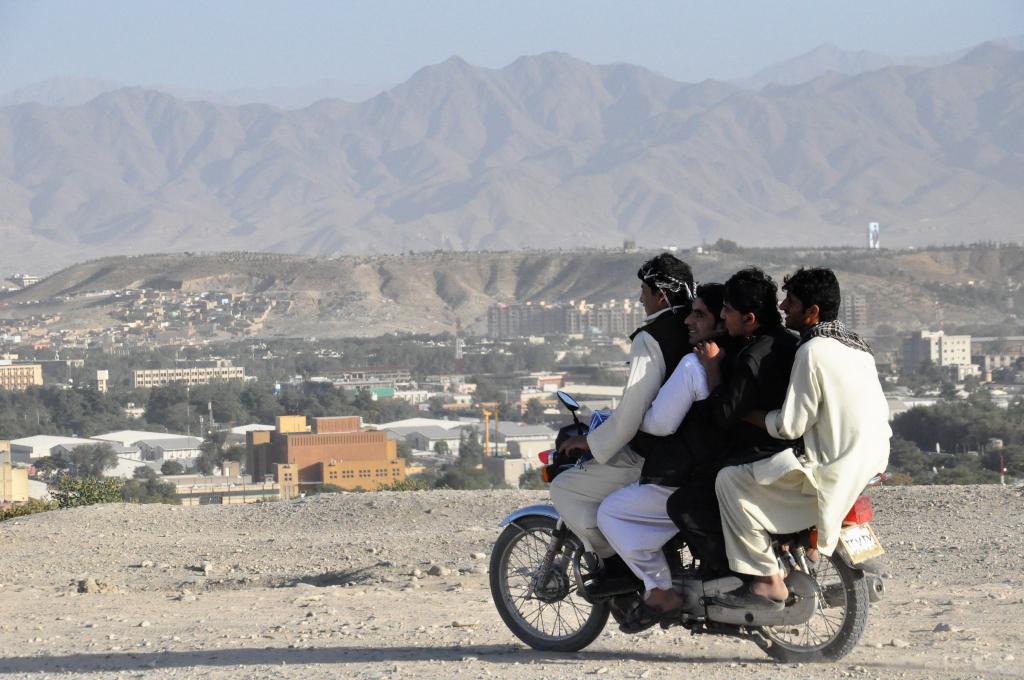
902, 330, 972, 370
137, 437, 204, 463
9, 435, 100, 463
94, 430, 190, 448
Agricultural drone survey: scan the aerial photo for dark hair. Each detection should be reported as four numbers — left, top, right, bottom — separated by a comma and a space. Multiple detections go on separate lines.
723, 267, 782, 330
637, 253, 695, 307
695, 282, 725, 320
782, 267, 841, 322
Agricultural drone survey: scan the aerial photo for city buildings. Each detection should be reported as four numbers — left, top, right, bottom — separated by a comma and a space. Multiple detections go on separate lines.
487, 299, 646, 339
169, 474, 281, 506
131, 359, 246, 388
839, 293, 868, 331
137, 437, 204, 463
0, 362, 42, 390
902, 330, 978, 380
247, 414, 406, 493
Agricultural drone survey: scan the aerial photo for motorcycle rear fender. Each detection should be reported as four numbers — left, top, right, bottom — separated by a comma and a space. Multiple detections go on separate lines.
498, 504, 561, 529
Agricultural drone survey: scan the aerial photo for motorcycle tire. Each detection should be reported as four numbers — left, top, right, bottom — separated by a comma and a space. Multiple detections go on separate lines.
489, 514, 609, 652
759, 552, 871, 662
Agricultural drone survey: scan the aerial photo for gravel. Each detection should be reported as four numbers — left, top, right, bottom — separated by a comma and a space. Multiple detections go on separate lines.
0, 485, 1022, 679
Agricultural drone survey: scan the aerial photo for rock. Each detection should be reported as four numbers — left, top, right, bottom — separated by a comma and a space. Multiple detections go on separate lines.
451, 620, 478, 628
138, 621, 151, 628
890, 638, 911, 648
427, 565, 450, 577
470, 552, 486, 560
1004, 654, 1015, 662
77, 578, 117, 594
933, 622, 961, 633
411, 569, 423, 578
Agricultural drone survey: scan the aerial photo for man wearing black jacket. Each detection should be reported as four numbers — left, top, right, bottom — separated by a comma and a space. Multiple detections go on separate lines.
668, 268, 798, 588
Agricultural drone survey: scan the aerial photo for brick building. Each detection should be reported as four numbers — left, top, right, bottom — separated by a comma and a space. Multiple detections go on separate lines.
248, 415, 406, 494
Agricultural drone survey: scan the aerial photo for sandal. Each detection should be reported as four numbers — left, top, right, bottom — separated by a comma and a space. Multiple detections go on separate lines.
618, 599, 682, 634
710, 582, 785, 611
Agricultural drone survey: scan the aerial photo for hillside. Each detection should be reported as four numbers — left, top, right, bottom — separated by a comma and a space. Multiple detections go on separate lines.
1, 246, 1021, 337
0, 44, 1022, 272
0, 486, 1021, 678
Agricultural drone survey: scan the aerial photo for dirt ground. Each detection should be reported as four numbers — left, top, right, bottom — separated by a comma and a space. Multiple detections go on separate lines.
1, 485, 1022, 679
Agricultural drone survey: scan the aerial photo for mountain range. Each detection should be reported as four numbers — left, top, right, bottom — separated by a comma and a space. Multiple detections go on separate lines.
0, 42, 1022, 273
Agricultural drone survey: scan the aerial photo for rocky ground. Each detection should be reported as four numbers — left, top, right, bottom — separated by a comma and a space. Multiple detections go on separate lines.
0, 485, 1022, 679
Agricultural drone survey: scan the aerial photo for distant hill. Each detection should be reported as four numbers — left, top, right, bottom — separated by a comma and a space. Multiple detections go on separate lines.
2, 247, 1020, 337
0, 43, 1022, 273
733, 35, 1024, 90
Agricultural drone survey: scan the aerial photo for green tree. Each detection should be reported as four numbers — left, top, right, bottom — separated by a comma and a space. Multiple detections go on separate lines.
133, 465, 158, 481
161, 460, 185, 475
51, 475, 124, 508
518, 468, 547, 489
887, 437, 930, 482
433, 440, 451, 456
122, 477, 179, 504
69, 444, 118, 478
33, 456, 69, 477
523, 398, 546, 424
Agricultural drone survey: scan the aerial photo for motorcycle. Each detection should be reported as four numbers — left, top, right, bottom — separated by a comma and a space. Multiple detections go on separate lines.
489, 391, 886, 662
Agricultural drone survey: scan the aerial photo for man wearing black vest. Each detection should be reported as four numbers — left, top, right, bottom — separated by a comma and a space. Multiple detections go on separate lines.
552, 253, 694, 590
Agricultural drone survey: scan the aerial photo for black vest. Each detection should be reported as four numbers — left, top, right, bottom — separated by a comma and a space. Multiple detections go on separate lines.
629, 306, 691, 384
625, 306, 696, 484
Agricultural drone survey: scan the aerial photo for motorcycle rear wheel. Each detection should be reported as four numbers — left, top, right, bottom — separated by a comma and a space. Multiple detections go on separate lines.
489, 514, 609, 652
760, 552, 870, 662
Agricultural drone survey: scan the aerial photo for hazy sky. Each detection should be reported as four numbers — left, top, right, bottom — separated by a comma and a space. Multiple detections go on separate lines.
1, 0, 1022, 93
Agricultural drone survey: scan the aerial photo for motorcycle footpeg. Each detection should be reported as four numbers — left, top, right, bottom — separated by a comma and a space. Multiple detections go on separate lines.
704, 571, 818, 627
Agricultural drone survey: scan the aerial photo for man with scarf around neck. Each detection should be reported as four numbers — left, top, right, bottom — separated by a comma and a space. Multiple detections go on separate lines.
552, 253, 695, 590
711, 267, 891, 611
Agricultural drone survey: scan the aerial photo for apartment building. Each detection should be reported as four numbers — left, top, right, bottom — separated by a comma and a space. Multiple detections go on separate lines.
131, 359, 245, 388
0, 362, 42, 390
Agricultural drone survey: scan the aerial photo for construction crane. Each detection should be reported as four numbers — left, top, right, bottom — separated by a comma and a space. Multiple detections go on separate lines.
480, 401, 499, 457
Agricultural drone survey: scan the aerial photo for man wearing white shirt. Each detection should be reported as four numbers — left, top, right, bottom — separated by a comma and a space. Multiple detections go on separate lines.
712, 268, 891, 611
551, 254, 694, 587
596, 283, 726, 620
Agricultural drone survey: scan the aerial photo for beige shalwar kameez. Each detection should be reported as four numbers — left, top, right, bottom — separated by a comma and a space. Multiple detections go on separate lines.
716, 335, 891, 576
550, 307, 680, 556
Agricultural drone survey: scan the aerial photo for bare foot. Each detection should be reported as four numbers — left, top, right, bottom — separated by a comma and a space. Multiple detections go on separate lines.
644, 587, 684, 613
749, 575, 789, 602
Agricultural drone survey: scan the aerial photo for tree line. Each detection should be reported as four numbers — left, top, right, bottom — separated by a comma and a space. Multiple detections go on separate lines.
888, 394, 1023, 484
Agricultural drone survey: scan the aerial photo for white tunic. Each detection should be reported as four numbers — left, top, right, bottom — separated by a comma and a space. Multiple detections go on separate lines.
764, 335, 892, 554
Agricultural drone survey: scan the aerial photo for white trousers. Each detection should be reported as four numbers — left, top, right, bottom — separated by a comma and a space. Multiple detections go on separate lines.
549, 449, 643, 557
597, 481, 679, 592
715, 463, 819, 577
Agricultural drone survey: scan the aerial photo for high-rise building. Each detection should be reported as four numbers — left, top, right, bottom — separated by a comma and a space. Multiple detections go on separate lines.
839, 294, 868, 332
487, 300, 645, 338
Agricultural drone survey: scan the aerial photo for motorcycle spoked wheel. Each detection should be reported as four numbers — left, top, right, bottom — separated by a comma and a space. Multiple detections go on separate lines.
759, 552, 870, 662
489, 515, 609, 652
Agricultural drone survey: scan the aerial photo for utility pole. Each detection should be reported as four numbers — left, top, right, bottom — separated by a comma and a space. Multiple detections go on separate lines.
185, 384, 191, 436
1001, 451, 1006, 486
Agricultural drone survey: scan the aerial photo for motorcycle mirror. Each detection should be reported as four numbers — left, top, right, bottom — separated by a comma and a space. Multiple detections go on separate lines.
556, 391, 580, 412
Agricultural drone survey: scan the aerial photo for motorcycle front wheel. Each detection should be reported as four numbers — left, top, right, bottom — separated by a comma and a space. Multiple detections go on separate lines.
489, 514, 609, 652
759, 552, 870, 662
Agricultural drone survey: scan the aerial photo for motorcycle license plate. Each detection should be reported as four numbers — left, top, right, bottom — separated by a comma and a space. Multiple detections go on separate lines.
839, 523, 884, 563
